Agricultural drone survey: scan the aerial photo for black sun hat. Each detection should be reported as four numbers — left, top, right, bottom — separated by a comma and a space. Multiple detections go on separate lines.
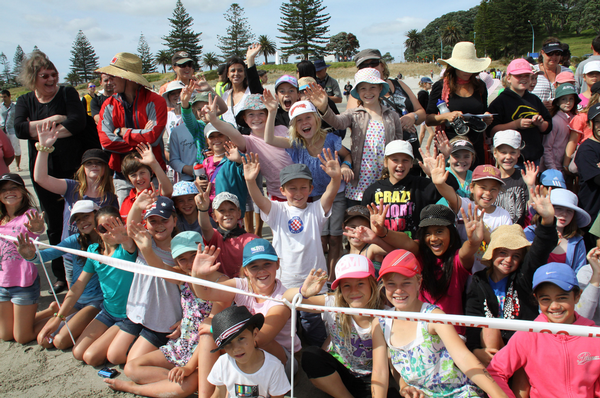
211, 305, 264, 353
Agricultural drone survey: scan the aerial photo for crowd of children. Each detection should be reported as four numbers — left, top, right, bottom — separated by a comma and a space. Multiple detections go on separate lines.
3, 40, 600, 398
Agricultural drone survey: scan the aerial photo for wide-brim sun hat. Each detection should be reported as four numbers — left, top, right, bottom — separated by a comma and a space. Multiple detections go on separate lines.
481, 224, 531, 266
350, 68, 389, 100
235, 94, 266, 129
438, 42, 491, 74
550, 189, 591, 227
96, 52, 151, 88
553, 83, 581, 106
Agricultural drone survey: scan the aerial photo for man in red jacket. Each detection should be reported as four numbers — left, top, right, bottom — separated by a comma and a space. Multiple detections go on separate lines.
96, 52, 167, 204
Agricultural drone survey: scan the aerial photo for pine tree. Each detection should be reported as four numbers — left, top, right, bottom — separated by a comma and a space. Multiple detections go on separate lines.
12, 45, 24, 80
138, 33, 157, 74
218, 3, 255, 59
277, 0, 331, 60
69, 30, 99, 83
0, 53, 11, 84
32, 45, 39, 53
162, 0, 203, 65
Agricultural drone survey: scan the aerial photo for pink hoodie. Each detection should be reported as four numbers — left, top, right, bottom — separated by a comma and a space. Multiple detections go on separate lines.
487, 313, 600, 398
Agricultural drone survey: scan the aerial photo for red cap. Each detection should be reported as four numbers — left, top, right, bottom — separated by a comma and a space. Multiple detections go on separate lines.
471, 165, 504, 185
378, 250, 421, 281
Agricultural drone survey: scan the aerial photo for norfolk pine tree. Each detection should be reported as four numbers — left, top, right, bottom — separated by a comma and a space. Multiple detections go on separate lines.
12, 45, 24, 81
218, 3, 255, 59
138, 34, 157, 74
277, 0, 330, 60
162, 0, 203, 65
69, 30, 99, 83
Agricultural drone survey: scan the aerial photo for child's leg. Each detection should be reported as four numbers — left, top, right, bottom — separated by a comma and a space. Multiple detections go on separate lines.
126, 332, 162, 363
106, 370, 198, 398
81, 324, 120, 366
124, 349, 174, 383
13, 303, 41, 344
0, 301, 15, 341
53, 306, 100, 350
72, 318, 109, 361
254, 212, 263, 237
198, 334, 219, 398
244, 210, 254, 233
302, 346, 355, 398
105, 329, 137, 365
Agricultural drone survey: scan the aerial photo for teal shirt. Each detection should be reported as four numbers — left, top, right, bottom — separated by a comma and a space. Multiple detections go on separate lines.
438, 168, 472, 206
83, 244, 137, 318
181, 106, 207, 164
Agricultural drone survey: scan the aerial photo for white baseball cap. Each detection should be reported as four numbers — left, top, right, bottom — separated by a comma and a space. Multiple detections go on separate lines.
289, 101, 318, 123
493, 129, 523, 149
384, 140, 414, 159
69, 200, 100, 223
584, 61, 600, 75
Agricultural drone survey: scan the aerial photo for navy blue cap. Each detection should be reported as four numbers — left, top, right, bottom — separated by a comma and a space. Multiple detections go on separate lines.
144, 196, 176, 220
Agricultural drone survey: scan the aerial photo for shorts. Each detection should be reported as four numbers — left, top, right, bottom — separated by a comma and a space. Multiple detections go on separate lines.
76, 296, 103, 310
321, 191, 346, 236
0, 275, 40, 305
7, 133, 21, 156
94, 306, 127, 328
119, 318, 171, 348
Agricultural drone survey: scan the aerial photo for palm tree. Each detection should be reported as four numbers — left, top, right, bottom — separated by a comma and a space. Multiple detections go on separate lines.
155, 50, 172, 74
202, 52, 220, 70
257, 35, 277, 65
442, 24, 462, 47
404, 29, 422, 58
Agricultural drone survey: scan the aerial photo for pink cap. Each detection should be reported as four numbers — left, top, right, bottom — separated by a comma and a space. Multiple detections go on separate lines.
556, 71, 575, 84
331, 254, 376, 290
378, 250, 421, 281
507, 58, 533, 75
472, 164, 505, 185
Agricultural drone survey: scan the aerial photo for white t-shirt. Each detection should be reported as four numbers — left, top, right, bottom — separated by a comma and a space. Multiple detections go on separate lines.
222, 88, 250, 127
262, 200, 330, 289
208, 349, 290, 398
457, 197, 513, 274
126, 241, 183, 333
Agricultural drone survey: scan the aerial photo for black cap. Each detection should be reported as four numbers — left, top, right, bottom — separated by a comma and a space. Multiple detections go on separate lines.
588, 103, 600, 121
353, 49, 382, 67
0, 173, 24, 186
542, 42, 563, 54
344, 205, 370, 224
81, 149, 109, 165
419, 204, 456, 228
144, 196, 176, 220
591, 81, 600, 96
211, 305, 264, 353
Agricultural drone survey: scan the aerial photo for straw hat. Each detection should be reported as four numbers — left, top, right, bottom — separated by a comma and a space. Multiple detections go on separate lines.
96, 52, 151, 88
481, 224, 531, 266
439, 42, 491, 74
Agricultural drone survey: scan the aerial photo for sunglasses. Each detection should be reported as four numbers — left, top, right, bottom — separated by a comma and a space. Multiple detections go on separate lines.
39, 72, 58, 79
546, 51, 562, 57
96, 224, 107, 234
358, 60, 380, 69
89, 84, 96, 88
178, 62, 194, 68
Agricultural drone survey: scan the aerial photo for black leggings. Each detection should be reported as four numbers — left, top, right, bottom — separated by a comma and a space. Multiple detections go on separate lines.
301, 346, 400, 398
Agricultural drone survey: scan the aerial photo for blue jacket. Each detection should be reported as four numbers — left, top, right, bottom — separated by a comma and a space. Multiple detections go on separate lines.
524, 225, 586, 273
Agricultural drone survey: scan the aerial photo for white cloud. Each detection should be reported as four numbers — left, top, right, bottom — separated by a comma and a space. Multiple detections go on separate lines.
362, 16, 429, 36
24, 14, 63, 26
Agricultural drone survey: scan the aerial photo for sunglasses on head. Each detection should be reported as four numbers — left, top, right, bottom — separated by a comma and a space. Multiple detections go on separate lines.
97, 224, 107, 234
39, 72, 58, 79
358, 60, 380, 69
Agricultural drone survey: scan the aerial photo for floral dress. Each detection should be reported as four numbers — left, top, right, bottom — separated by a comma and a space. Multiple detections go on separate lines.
379, 303, 484, 397
346, 120, 386, 201
160, 283, 212, 366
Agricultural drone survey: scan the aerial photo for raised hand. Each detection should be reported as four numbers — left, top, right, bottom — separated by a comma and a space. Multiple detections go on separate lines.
301, 268, 328, 298
587, 247, 600, 275
136, 142, 157, 166
340, 163, 354, 183
304, 82, 329, 112
24, 210, 45, 234
430, 153, 449, 185
191, 245, 221, 277
180, 79, 195, 107
262, 89, 278, 113
530, 185, 554, 222
521, 160, 539, 188
246, 43, 261, 64
242, 152, 261, 181
224, 141, 242, 163
133, 188, 159, 212
418, 145, 439, 177
318, 148, 341, 180
194, 181, 212, 211
343, 225, 378, 244
15, 232, 36, 261
201, 93, 219, 123
127, 221, 153, 251
103, 216, 130, 245
461, 203, 484, 243
434, 130, 451, 159
36, 120, 60, 147
366, 199, 389, 237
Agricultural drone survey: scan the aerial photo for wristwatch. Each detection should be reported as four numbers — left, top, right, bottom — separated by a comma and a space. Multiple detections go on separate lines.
414, 113, 419, 122
115, 127, 121, 137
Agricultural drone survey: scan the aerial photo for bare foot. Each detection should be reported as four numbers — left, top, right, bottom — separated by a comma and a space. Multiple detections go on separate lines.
105, 378, 136, 392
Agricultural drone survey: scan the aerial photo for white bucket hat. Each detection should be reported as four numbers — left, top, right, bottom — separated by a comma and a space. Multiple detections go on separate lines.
439, 42, 491, 74
350, 68, 389, 99
162, 81, 186, 107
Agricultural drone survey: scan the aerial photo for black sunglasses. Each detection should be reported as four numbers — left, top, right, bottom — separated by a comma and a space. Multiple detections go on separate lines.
97, 224, 107, 234
358, 60, 380, 69
178, 61, 194, 68
546, 51, 562, 57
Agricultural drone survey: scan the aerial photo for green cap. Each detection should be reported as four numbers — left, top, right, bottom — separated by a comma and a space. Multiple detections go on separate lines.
191, 91, 211, 106
171, 231, 203, 259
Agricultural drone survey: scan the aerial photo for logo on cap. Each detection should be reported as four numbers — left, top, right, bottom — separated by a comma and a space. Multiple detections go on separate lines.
251, 246, 265, 254
111, 56, 118, 65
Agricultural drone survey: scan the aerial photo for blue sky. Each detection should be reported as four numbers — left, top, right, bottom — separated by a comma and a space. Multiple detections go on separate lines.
1, 0, 480, 80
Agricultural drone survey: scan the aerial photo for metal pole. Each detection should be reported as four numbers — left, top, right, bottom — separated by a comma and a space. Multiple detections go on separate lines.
528, 20, 535, 54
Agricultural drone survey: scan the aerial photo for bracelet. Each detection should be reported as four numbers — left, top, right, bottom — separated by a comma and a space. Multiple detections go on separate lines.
53, 313, 66, 321
342, 161, 352, 168
35, 142, 55, 153
377, 227, 389, 239
299, 286, 308, 299
198, 208, 209, 212
23, 253, 37, 262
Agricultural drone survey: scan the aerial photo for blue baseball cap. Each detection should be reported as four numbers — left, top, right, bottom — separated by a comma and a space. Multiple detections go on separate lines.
275, 75, 298, 91
144, 196, 176, 220
242, 238, 278, 267
540, 169, 567, 189
533, 262, 579, 292
420, 77, 433, 84
171, 231, 203, 259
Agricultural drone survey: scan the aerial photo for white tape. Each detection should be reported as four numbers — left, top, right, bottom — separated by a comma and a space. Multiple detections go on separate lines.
3, 232, 600, 338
